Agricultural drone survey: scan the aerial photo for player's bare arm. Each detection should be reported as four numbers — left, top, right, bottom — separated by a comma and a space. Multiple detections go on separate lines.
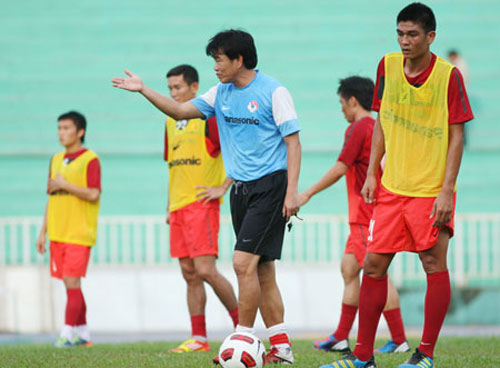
48, 173, 100, 203
111, 70, 203, 120
195, 177, 234, 204
430, 123, 465, 227
282, 132, 301, 221
36, 202, 48, 254
299, 161, 348, 207
361, 115, 385, 204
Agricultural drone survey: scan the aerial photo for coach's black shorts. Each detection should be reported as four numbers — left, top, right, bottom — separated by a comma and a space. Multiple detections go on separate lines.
230, 170, 287, 262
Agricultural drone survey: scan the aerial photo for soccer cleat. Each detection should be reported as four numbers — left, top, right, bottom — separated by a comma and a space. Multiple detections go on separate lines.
313, 334, 351, 353
54, 337, 73, 348
71, 337, 93, 347
374, 339, 410, 353
169, 338, 210, 353
398, 348, 433, 368
265, 346, 295, 365
319, 353, 377, 368
212, 355, 220, 365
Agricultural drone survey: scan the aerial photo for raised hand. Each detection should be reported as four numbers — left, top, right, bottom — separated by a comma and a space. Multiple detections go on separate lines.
111, 69, 144, 92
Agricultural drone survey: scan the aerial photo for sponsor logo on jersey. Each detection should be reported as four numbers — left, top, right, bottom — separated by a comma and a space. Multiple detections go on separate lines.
223, 116, 260, 125
169, 156, 202, 168
247, 100, 259, 113
176, 120, 189, 130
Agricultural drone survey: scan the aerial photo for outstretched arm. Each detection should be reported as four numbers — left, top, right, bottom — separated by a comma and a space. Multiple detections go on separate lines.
299, 161, 348, 207
361, 115, 385, 204
111, 69, 204, 120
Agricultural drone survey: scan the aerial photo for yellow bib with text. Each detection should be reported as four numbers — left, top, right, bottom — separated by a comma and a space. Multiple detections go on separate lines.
379, 52, 453, 197
47, 150, 100, 246
166, 118, 225, 212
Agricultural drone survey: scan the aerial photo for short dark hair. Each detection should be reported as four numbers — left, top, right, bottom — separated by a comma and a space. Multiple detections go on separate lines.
337, 76, 374, 112
397, 2, 436, 33
205, 29, 258, 69
58, 111, 87, 143
448, 49, 458, 57
166, 64, 199, 85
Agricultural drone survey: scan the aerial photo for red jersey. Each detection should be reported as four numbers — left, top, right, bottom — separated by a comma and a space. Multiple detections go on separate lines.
48, 148, 101, 192
164, 116, 220, 161
372, 53, 473, 124
338, 116, 378, 225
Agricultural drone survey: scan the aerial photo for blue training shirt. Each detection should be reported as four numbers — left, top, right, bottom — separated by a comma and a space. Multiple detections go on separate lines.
191, 71, 300, 182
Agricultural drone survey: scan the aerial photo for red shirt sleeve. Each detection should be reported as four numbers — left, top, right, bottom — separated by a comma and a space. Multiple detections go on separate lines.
164, 127, 169, 162
338, 121, 368, 167
87, 158, 101, 191
448, 67, 474, 124
371, 57, 385, 112
205, 117, 221, 158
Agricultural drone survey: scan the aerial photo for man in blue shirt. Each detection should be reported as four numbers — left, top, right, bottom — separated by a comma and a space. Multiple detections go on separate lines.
112, 29, 301, 365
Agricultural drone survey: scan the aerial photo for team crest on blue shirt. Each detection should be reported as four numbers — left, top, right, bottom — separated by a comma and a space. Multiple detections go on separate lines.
176, 120, 188, 130
247, 100, 259, 113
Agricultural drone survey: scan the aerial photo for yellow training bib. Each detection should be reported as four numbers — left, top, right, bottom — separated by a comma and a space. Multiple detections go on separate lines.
47, 150, 100, 246
166, 118, 225, 212
379, 52, 454, 197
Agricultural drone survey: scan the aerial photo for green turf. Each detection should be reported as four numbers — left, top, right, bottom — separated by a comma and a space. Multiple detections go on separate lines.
1, 337, 499, 367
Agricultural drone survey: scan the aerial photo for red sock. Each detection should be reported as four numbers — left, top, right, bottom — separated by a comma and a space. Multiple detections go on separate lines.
191, 315, 207, 338
383, 308, 406, 344
418, 270, 451, 359
229, 307, 239, 328
65, 288, 84, 326
76, 291, 87, 325
269, 333, 290, 347
353, 274, 387, 361
333, 303, 358, 341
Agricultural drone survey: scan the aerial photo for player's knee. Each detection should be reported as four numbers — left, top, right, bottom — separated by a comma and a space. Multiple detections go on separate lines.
180, 265, 199, 283
233, 260, 254, 279
419, 253, 446, 273
195, 266, 217, 283
341, 263, 360, 282
63, 277, 80, 289
362, 258, 387, 278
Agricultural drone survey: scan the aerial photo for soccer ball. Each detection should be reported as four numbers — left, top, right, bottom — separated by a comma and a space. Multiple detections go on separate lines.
218, 332, 266, 368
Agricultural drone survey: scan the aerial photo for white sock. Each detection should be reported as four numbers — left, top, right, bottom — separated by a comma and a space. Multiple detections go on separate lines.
192, 335, 207, 343
60, 325, 74, 340
267, 322, 290, 349
75, 325, 91, 341
236, 324, 256, 335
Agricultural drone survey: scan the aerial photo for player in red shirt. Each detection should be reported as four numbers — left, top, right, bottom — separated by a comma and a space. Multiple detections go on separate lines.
326, 3, 473, 368
36, 111, 101, 348
299, 76, 409, 355
163, 65, 238, 353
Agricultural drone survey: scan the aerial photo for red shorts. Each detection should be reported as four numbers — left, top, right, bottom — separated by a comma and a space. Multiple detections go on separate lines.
368, 186, 456, 253
345, 224, 369, 267
50, 241, 91, 279
169, 200, 220, 259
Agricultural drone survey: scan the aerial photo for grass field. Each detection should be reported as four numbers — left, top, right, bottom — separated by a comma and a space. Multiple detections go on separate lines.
1, 337, 500, 367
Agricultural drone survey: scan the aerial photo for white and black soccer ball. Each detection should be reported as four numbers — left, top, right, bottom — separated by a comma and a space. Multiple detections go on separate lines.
218, 332, 266, 368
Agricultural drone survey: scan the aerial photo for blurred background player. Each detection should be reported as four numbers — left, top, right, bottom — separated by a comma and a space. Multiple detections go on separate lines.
447, 49, 469, 87
35, 111, 101, 348
299, 76, 409, 355
163, 64, 239, 353
112, 29, 301, 365
326, 3, 473, 368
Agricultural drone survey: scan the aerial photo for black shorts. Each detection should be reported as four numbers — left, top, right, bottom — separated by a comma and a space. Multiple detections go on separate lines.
230, 170, 287, 262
